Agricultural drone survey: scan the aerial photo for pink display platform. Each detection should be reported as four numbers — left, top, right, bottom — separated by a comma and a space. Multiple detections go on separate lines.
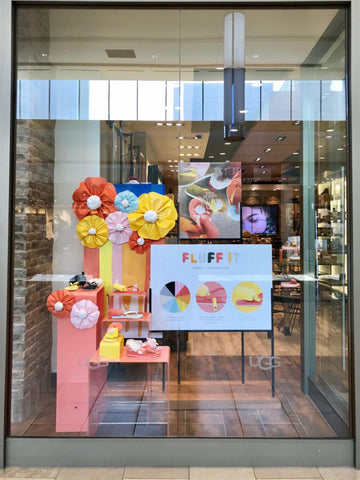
92, 346, 170, 391
56, 286, 107, 433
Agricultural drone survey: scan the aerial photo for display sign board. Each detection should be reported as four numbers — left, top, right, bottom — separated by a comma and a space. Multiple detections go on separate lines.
150, 244, 272, 331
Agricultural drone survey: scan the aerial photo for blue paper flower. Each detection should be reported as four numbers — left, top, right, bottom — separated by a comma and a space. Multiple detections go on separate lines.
114, 190, 139, 213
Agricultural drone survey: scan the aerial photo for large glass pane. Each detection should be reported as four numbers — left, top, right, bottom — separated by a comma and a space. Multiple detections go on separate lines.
11, 6, 350, 440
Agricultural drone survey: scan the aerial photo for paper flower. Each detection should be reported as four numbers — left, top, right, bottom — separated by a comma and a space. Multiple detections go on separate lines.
115, 190, 139, 214
105, 211, 132, 245
46, 289, 75, 318
128, 231, 153, 254
70, 299, 100, 330
128, 192, 178, 240
76, 215, 108, 248
72, 177, 117, 220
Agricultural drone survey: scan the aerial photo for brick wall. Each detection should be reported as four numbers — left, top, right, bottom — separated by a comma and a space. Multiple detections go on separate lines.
12, 120, 55, 422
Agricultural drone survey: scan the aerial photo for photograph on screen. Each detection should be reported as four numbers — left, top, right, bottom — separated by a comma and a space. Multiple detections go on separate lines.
179, 162, 242, 240
242, 206, 277, 234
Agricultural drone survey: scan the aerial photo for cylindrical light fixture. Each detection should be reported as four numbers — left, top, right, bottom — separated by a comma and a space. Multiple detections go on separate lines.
224, 12, 246, 142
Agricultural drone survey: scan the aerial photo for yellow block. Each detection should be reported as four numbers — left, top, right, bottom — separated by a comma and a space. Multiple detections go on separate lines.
99, 334, 124, 360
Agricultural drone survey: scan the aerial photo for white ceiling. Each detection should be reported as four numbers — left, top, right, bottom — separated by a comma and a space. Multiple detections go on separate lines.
18, 8, 341, 81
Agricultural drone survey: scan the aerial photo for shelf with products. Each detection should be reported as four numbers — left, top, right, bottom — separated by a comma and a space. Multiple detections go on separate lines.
316, 171, 347, 297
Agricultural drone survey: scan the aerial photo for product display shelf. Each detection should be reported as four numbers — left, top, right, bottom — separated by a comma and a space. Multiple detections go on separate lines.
91, 346, 170, 392
316, 172, 347, 302
56, 286, 107, 434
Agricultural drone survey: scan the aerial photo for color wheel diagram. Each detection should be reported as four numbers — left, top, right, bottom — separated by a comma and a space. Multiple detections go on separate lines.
160, 281, 191, 313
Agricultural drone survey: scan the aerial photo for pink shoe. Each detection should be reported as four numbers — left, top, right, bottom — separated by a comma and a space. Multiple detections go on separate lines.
126, 344, 161, 358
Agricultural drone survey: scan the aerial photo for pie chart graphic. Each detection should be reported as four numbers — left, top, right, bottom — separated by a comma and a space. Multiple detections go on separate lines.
160, 281, 191, 313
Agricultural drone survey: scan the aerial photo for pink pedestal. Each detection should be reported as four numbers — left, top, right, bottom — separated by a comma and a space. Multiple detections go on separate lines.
56, 287, 107, 433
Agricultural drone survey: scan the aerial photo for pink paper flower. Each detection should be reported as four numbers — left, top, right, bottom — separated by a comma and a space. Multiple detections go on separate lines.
70, 299, 100, 330
105, 211, 132, 245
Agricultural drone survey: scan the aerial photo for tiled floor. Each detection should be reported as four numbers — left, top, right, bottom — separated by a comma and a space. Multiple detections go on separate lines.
0, 467, 359, 480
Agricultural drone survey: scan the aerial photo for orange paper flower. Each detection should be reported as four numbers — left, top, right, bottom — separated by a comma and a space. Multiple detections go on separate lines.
46, 289, 75, 318
72, 177, 117, 220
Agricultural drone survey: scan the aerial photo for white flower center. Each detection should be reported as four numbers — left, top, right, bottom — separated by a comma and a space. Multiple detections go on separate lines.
78, 309, 87, 320
88, 228, 97, 235
144, 210, 158, 223
121, 199, 129, 208
115, 223, 124, 232
87, 195, 102, 210
54, 301, 63, 312
195, 205, 206, 215
137, 237, 145, 246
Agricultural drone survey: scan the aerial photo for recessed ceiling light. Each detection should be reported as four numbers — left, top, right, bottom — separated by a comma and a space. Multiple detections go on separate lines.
276, 136, 286, 142
260, 165, 266, 169
253, 54, 260, 59
179, 146, 185, 149
209, 155, 214, 159
186, 154, 191, 156
319, 156, 325, 159
255, 157, 262, 162
294, 166, 300, 169
325, 135, 333, 139
293, 121, 300, 125
156, 123, 163, 126
273, 188, 277, 191
152, 54, 159, 59
178, 136, 184, 140
225, 160, 230, 163
337, 147, 344, 151
166, 123, 173, 126
174, 160, 178, 163
41, 53, 48, 57
318, 145, 323, 148
194, 154, 199, 157
239, 109, 248, 113
220, 152, 226, 155
264, 148, 272, 153
180, 153, 185, 156
262, 171, 267, 174
251, 187, 257, 191
326, 129, 334, 132
216, 67, 224, 70
175, 123, 182, 126
167, 160, 172, 162
230, 128, 238, 132
293, 152, 299, 155
187, 146, 192, 149
225, 142, 231, 145
194, 146, 200, 149
321, 66, 329, 70
295, 188, 299, 192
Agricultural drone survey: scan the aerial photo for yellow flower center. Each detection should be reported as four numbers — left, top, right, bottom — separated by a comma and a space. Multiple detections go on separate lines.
144, 210, 158, 223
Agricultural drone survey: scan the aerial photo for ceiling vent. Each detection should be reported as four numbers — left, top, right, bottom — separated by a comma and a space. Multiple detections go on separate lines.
105, 49, 136, 58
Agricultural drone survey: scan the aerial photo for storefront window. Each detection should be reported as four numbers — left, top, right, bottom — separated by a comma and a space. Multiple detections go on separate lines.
11, 6, 350, 438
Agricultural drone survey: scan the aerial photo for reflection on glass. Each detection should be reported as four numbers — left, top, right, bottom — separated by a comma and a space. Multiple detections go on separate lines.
11, 6, 350, 441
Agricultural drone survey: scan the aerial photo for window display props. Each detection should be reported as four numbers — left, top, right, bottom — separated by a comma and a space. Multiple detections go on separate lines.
46, 289, 75, 318
72, 176, 117, 220
151, 244, 272, 331
70, 299, 100, 330
179, 162, 242, 239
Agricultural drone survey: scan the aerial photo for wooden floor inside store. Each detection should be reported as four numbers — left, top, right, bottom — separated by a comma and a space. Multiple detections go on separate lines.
10, 314, 349, 438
